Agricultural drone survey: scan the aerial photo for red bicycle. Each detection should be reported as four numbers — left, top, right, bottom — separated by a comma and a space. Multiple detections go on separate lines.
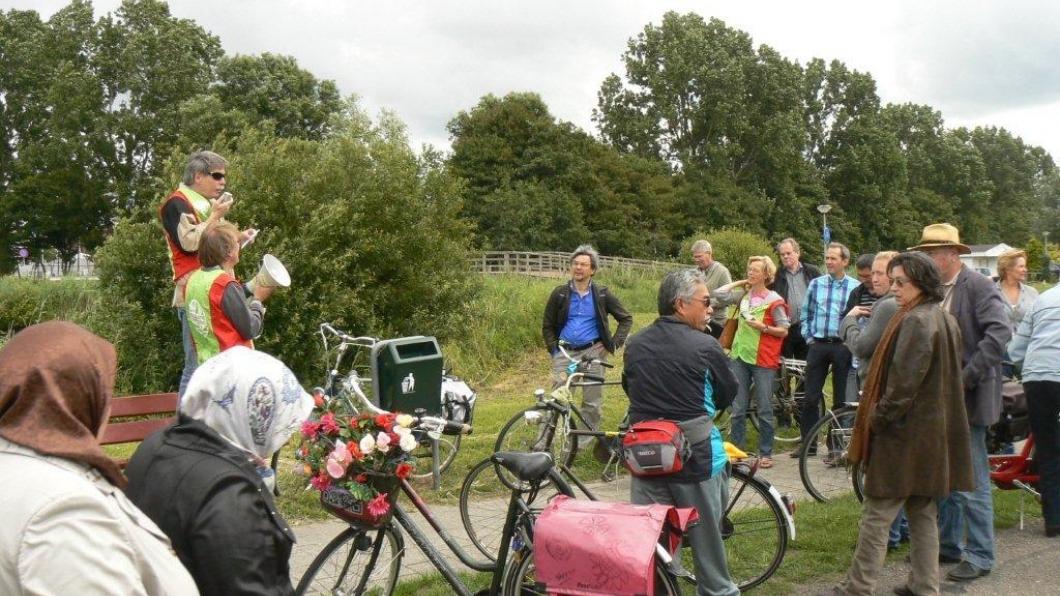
989, 376, 1039, 528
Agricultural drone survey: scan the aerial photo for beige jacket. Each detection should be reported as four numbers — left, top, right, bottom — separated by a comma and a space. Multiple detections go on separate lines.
0, 438, 198, 595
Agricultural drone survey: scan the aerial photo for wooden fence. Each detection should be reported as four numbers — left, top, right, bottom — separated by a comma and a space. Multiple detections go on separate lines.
471, 251, 679, 276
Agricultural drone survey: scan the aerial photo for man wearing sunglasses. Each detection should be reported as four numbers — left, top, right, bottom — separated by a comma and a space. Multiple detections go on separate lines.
160, 151, 254, 397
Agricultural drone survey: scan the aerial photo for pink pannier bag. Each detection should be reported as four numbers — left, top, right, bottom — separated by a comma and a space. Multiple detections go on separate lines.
533, 495, 698, 595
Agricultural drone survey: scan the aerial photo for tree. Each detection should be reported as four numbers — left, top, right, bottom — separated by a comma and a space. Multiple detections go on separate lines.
212, 53, 343, 141
448, 92, 680, 256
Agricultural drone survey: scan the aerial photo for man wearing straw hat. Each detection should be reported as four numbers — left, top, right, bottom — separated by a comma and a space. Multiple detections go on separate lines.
160, 151, 256, 397
909, 222, 1010, 583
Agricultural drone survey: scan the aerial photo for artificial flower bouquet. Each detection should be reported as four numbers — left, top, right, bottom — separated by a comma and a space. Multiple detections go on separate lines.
297, 396, 418, 527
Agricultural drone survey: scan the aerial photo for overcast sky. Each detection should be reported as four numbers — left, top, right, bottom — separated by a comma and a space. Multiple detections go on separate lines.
10, 0, 1060, 158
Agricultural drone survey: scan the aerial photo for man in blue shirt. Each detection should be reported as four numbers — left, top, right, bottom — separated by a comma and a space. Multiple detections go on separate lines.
542, 245, 633, 446
797, 242, 857, 457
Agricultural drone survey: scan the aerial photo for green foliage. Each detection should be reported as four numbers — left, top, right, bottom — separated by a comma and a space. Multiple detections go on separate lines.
447, 92, 680, 257
0, 277, 97, 333
681, 229, 774, 277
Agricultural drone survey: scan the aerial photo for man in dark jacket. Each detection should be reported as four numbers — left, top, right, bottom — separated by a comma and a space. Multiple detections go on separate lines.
911, 223, 1011, 583
771, 238, 822, 360
623, 268, 740, 596
542, 245, 633, 440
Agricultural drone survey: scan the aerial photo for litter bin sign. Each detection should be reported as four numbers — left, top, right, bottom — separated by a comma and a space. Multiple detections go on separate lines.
371, 336, 443, 415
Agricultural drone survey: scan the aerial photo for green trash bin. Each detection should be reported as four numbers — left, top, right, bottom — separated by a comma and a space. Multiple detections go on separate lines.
371, 336, 443, 415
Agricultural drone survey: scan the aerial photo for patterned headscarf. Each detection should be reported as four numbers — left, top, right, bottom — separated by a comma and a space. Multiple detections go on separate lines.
180, 347, 313, 464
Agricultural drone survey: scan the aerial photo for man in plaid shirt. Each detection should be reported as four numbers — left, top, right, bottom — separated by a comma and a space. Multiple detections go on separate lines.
796, 242, 857, 459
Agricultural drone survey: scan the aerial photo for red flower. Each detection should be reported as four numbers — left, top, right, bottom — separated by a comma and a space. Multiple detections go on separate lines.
375, 413, 395, 430
367, 492, 391, 517
313, 392, 325, 407
388, 431, 400, 446
348, 442, 363, 461
320, 412, 340, 435
395, 462, 414, 479
300, 420, 321, 439
355, 473, 368, 483
310, 472, 331, 491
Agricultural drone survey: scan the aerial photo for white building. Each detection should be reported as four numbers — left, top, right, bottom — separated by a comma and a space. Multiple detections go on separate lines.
960, 243, 1014, 278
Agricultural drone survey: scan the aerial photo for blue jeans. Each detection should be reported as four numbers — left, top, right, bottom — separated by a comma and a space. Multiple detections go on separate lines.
889, 508, 909, 546
730, 359, 775, 457
938, 424, 994, 569
176, 307, 197, 400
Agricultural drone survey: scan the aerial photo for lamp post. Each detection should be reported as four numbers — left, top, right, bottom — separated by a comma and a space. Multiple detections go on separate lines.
816, 203, 832, 259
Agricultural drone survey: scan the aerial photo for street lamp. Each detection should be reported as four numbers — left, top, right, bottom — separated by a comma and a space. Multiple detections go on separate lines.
816, 203, 832, 259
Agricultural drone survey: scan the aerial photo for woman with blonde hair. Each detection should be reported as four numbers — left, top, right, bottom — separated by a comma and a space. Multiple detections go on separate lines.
996, 249, 1038, 332
713, 255, 790, 468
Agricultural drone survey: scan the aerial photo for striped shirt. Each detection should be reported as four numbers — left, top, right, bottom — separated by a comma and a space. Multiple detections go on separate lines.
801, 274, 858, 341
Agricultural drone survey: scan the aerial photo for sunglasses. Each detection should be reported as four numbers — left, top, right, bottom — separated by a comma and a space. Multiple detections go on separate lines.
889, 276, 911, 288
208, 171, 226, 181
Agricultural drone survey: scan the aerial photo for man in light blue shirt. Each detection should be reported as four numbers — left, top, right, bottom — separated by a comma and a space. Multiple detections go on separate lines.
798, 242, 857, 457
1008, 282, 1060, 537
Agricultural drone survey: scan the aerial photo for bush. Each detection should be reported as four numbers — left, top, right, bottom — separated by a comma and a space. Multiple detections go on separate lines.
0, 277, 98, 334
92, 109, 478, 391
681, 228, 775, 279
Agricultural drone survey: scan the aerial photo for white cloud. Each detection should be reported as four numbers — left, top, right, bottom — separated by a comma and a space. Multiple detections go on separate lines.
8, 0, 1060, 157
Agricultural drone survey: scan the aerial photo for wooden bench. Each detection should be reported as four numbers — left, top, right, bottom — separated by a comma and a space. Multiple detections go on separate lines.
100, 392, 178, 468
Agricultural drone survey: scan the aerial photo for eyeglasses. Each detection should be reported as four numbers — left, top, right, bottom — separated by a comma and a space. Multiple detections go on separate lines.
687, 297, 711, 307
208, 171, 226, 181
889, 276, 911, 288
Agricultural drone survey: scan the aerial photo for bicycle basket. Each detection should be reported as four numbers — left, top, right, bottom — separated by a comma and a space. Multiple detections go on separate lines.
320, 474, 401, 530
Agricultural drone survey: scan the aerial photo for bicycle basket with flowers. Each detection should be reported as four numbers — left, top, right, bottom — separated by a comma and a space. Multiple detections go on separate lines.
297, 398, 418, 529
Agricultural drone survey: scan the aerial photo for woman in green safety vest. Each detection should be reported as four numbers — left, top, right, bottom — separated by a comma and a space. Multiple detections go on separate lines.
184, 222, 274, 370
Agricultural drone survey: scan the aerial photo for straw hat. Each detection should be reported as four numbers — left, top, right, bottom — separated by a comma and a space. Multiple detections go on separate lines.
908, 223, 971, 254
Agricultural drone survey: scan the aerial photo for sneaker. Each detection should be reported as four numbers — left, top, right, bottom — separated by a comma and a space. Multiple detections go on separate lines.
946, 561, 990, 582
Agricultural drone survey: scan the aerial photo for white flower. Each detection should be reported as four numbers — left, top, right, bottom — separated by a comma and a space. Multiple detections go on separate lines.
399, 432, 418, 452
359, 434, 376, 455
394, 425, 412, 437
376, 431, 392, 453
395, 413, 414, 428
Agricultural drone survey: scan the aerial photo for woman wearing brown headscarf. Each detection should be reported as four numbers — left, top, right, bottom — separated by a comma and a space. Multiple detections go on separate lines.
0, 321, 197, 595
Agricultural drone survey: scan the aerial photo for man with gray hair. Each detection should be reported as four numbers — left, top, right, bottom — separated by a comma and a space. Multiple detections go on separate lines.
770, 237, 821, 360
542, 245, 633, 449
160, 151, 255, 397
623, 268, 740, 595
691, 239, 732, 338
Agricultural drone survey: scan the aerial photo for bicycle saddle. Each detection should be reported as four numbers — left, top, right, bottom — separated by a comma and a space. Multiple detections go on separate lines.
491, 451, 554, 483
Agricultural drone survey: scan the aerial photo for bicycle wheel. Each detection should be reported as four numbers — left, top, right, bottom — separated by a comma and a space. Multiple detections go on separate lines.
502, 547, 680, 595
296, 525, 402, 596
495, 405, 577, 489
459, 457, 513, 561
852, 460, 867, 503
798, 405, 859, 502
409, 430, 461, 479
721, 467, 789, 590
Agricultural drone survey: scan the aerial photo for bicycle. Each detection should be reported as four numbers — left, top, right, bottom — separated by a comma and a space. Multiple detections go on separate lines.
299, 418, 685, 594
317, 323, 470, 480
460, 429, 796, 591
716, 357, 823, 448
797, 403, 861, 502
493, 342, 622, 487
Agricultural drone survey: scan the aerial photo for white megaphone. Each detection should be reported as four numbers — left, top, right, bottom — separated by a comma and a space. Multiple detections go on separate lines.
247, 254, 290, 293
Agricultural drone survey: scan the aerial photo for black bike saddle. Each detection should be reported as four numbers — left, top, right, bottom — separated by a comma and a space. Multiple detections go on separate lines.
491, 451, 554, 483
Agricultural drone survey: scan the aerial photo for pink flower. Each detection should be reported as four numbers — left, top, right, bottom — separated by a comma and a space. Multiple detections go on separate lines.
310, 472, 331, 491
376, 431, 391, 453
326, 459, 346, 479
367, 492, 390, 517
326, 440, 351, 478
300, 420, 321, 439
320, 412, 340, 435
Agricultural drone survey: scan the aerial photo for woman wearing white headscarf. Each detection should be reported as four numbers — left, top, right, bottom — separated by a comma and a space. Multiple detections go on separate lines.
125, 346, 313, 596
